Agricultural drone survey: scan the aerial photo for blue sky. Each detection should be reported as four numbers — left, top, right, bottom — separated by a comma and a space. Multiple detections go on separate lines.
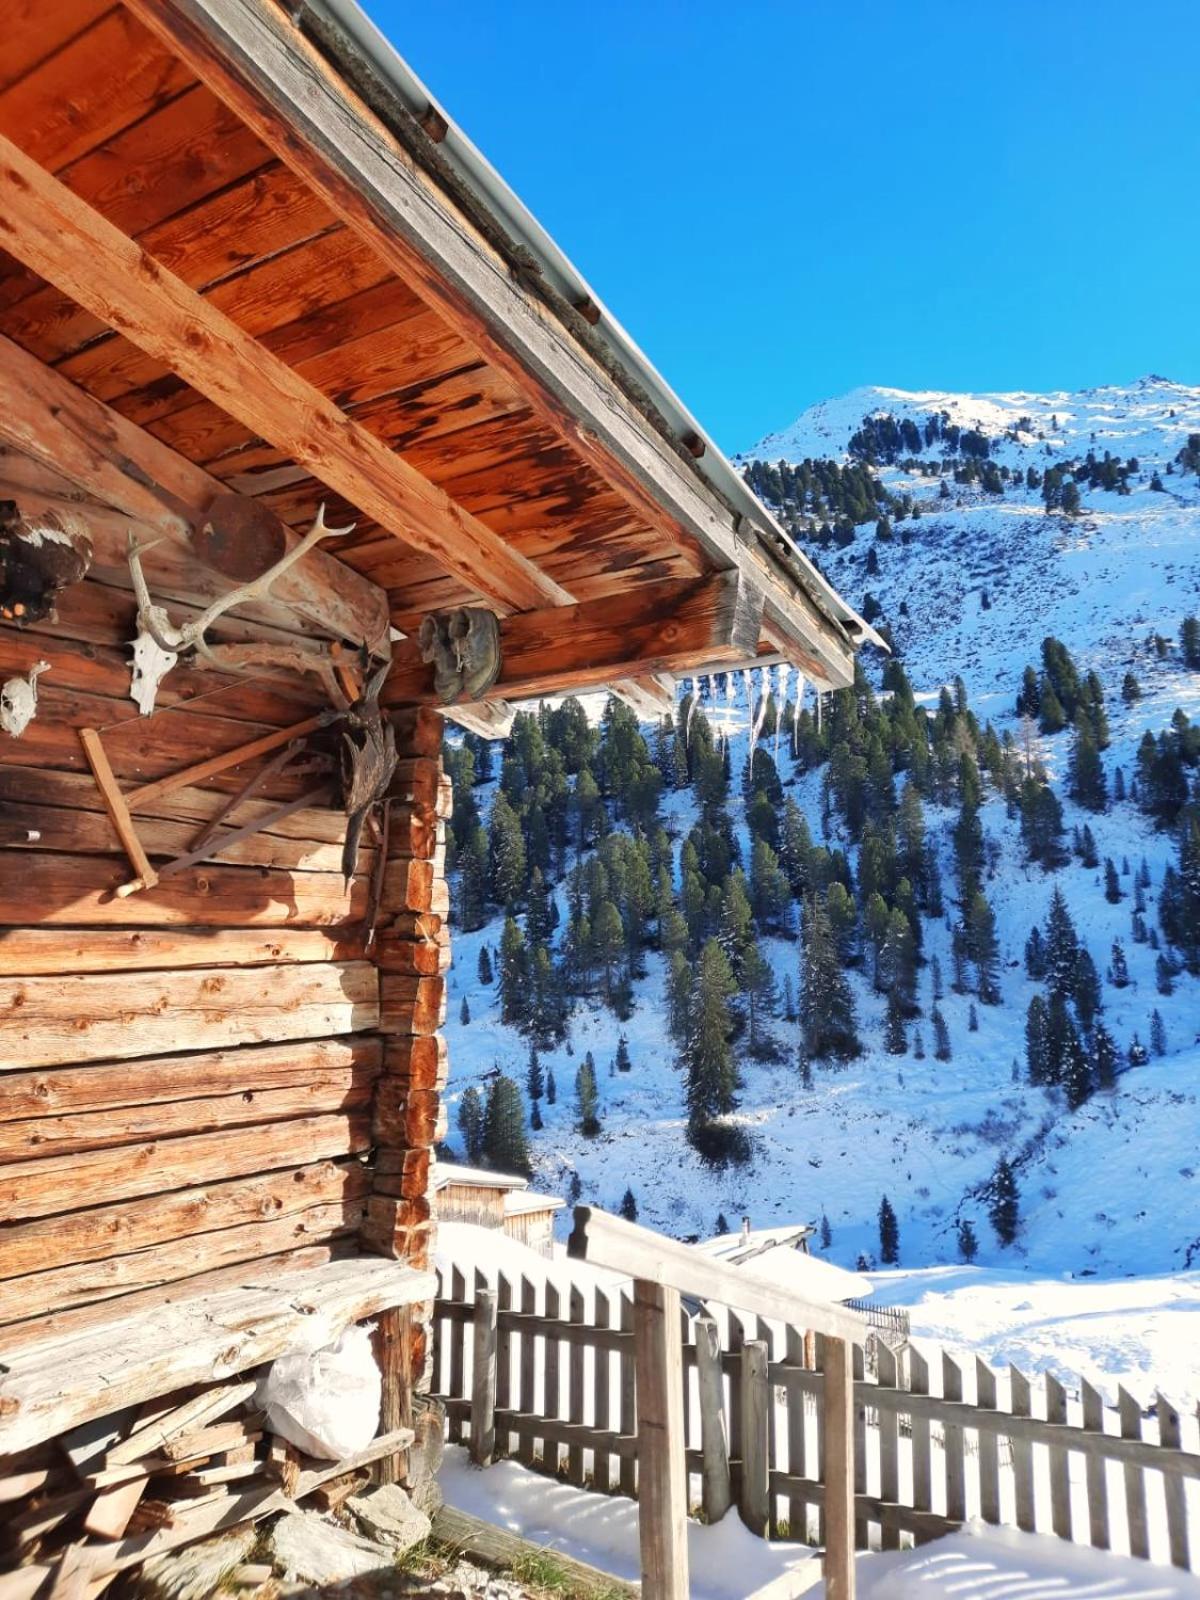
362, 1, 1200, 454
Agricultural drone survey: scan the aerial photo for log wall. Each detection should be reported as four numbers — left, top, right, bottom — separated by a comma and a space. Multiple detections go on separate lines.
0, 521, 402, 1353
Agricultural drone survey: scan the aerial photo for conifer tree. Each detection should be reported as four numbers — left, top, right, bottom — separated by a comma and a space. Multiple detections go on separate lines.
546, 1068, 557, 1105
457, 1087, 485, 1164
685, 938, 740, 1136
460, 996, 470, 1025
566, 1170, 582, 1206
1091, 1022, 1119, 1091
477, 945, 493, 986
1025, 994, 1050, 1085
932, 1005, 952, 1061
878, 1196, 900, 1265
1104, 858, 1122, 903
800, 894, 860, 1061
884, 991, 907, 1054
619, 1187, 638, 1222
1044, 889, 1080, 996
526, 1045, 544, 1104
820, 1213, 832, 1250
574, 1056, 601, 1137
615, 1035, 632, 1073
483, 1075, 531, 1175
1150, 1009, 1168, 1056
488, 792, 527, 908
498, 916, 528, 1026
957, 1218, 979, 1262
715, 1212, 730, 1235
989, 1158, 1020, 1245
1109, 939, 1131, 988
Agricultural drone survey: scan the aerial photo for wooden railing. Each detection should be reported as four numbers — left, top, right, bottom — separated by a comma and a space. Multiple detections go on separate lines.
432, 1210, 1200, 1597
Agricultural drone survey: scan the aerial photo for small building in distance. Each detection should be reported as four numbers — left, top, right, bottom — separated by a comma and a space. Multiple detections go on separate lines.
433, 1164, 565, 1258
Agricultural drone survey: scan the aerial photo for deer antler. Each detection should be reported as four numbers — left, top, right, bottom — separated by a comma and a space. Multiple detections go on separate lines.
125, 504, 360, 715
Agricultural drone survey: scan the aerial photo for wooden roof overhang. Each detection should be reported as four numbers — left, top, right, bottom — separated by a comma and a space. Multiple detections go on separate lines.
0, 0, 871, 724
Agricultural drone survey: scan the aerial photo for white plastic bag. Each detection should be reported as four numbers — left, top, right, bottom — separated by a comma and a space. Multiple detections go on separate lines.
257, 1322, 381, 1460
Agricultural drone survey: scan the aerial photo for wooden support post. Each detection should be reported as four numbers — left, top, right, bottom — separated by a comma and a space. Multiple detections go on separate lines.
739, 1339, 770, 1537
822, 1336, 855, 1600
695, 1315, 731, 1526
632, 1279, 689, 1600
374, 1305, 413, 1486
78, 729, 158, 895
470, 1288, 497, 1468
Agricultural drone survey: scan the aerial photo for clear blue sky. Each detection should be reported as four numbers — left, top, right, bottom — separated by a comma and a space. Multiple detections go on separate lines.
362, 0, 1200, 454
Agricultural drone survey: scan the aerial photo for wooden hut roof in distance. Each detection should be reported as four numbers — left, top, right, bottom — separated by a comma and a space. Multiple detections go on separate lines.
0, 0, 871, 719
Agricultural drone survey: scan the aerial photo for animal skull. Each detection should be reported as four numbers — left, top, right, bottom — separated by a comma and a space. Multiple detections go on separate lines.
1, 660, 50, 739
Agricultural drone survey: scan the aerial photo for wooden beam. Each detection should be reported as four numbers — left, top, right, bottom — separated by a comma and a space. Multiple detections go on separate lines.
0, 335, 387, 652
612, 673, 675, 721
822, 1337, 856, 1600
124, 0, 857, 687
442, 700, 516, 740
0, 132, 567, 618
633, 1280, 689, 1600
383, 572, 764, 709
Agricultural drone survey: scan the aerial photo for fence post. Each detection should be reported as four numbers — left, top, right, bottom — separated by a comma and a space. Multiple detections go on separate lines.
633, 1278, 689, 1600
739, 1339, 770, 1537
822, 1335, 856, 1600
470, 1286, 497, 1467
518, 1275, 537, 1469
696, 1314, 731, 1524
784, 1324, 809, 1543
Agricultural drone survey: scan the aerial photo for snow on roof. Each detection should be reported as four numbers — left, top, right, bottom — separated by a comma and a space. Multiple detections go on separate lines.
504, 1190, 566, 1216
696, 1230, 872, 1305
697, 1225, 814, 1261
432, 1162, 528, 1193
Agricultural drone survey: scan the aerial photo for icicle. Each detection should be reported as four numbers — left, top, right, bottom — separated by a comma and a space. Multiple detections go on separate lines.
741, 667, 755, 756
686, 675, 699, 741
773, 664, 788, 762
816, 690, 823, 734
748, 666, 770, 759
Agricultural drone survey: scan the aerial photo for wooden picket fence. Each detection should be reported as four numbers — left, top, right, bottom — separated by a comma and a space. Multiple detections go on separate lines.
432, 1261, 1200, 1574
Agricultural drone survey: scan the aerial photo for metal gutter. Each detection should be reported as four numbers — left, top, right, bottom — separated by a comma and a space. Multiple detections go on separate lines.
303, 0, 881, 654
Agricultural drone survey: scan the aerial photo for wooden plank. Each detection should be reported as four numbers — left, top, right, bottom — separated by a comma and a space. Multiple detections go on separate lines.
124, 0, 860, 690
1044, 1372, 1071, 1541
739, 1338, 770, 1538
372, 1302, 413, 1486
1157, 1391, 1190, 1569
696, 1314, 731, 1524
83, 1476, 148, 1540
568, 1209, 864, 1343
1080, 1378, 1110, 1550
1009, 1366, 1036, 1533
875, 1343, 900, 1550
942, 1352, 966, 1527
544, 1279, 562, 1479
432, 1505, 638, 1599
517, 1276, 537, 1471
821, 1336, 855, 1600
632, 1280, 689, 1600
0, 1113, 371, 1223
384, 570, 764, 708
108, 1381, 258, 1465
447, 1266, 466, 1447
0, 134, 566, 617
78, 728, 159, 893
568, 1285, 586, 1486
0, 333, 388, 650
975, 1358, 1001, 1526
0, 1158, 370, 1281
908, 1346, 932, 1518
852, 1341, 866, 1549
784, 1324, 808, 1544
0, 1257, 435, 1454
469, 1287, 497, 1468
0, 1035, 380, 1124
1118, 1386, 1149, 1559
592, 1288, 612, 1495
0, 850, 365, 928
0, 1203, 365, 1325
495, 1272, 513, 1462
619, 1291, 636, 1499
0, 962, 377, 1072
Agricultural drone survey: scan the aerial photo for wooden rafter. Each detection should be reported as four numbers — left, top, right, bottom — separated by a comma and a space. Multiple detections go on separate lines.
383, 572, 765, 709
0, 130, 568, 619
121, 0, 857, 688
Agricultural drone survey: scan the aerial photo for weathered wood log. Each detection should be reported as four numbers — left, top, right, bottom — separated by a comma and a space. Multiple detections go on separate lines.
0, 1258, 435, 1454
0, 1113, 372, 1222
0, 962, 378, 1071
0, 1159, 369, 1281
108, 1383, 259, 1466
384, 571, 764, 707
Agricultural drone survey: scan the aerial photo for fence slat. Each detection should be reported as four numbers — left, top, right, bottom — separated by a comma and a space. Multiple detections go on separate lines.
1045, 1373, 1071, 1541
620, 1291, 637, 1499
495, 1271, 513, 1459
1081, 1378, 1110, 1551
876, 1341, 901, 1549
814, 1333, 827, 1547
470, 1287, 497, 1467
544, 1280, 562, 1478
1157, 1391, 1190, 1570
823, 1335, 856, 1600
975, 1358, 1001, 1526
909, 1346, 932, 1522
568, 1285, 586, 1486
784, 1324, 809, 1544
1010, 1366, 1036, 1533
633, 1280, 689, 1600
696, 1314, 731, 1525
853, 1342, 868, 1549
942, 1352, 966, 1526
740, 1339, 770, 1537
447, 1265, 467, 1444
1119, 1387, 1149, 1560
518, 1275, 537, 1468
591, 1289, 612, 1494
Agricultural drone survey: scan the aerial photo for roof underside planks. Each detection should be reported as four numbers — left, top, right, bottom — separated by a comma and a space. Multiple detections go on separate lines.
0, 0, 865, 708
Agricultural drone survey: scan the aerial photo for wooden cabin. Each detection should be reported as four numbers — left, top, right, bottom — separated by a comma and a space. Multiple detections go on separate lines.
0, 0, 868, 1584
433, 1163, 565, 1256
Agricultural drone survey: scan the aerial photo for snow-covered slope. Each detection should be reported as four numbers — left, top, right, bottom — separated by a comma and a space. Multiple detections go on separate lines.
443, 379, 1200, 1400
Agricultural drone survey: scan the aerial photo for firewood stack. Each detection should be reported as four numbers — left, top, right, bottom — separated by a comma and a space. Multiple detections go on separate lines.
0, 1372, 401, 1597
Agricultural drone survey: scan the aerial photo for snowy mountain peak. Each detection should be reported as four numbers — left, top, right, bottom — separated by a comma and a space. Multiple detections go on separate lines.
741, 379, 1200, 467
